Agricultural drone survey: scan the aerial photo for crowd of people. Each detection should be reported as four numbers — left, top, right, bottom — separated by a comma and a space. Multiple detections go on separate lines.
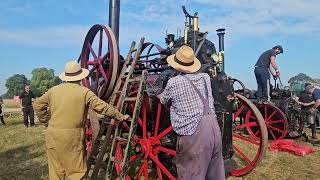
0, 44, 318, 180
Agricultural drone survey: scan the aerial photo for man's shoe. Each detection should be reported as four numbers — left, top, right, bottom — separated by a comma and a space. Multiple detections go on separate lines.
311, 135, 318, 140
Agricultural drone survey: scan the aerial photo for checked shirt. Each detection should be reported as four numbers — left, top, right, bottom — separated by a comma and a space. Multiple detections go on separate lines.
159, 73, 216, 136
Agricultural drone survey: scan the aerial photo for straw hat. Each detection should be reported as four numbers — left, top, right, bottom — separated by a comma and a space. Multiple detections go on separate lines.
59, 61, 89, 82
167, 45, 201, 73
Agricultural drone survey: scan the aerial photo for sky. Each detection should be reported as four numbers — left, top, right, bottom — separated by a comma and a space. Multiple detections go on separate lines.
0, 0, 320, 95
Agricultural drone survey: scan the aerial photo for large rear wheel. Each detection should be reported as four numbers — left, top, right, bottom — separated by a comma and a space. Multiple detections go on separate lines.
231, 93, 268, 176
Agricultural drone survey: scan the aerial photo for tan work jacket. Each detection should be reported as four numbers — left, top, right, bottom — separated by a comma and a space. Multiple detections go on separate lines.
33, 82, 123, 149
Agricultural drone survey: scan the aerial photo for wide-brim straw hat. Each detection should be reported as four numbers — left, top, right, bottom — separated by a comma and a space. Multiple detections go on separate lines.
59, 61, 89, 82
166, 45, 201, 73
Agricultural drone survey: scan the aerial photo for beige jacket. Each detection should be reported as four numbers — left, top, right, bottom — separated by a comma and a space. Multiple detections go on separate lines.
33, 82, 123, 128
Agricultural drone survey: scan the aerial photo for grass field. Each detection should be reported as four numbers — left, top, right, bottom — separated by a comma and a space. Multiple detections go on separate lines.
2, 99, 20, 109
0, 115, 319, 180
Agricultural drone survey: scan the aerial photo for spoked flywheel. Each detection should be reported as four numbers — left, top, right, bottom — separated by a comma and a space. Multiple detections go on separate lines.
246, 103, 288, 141
80, 24, 120, 100
231, 93, 268, 176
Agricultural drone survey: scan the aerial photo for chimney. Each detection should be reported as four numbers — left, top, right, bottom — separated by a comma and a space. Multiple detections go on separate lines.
109, 0, 120, 43
216, 28, 225, 71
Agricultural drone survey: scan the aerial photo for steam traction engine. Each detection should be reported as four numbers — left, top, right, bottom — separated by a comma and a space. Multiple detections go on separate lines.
79, 2, 268, 179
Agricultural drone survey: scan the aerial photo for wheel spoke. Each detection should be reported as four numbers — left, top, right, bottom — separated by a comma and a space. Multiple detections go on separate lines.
266, 109, 277, 122
157, 165, 163, 180
155, 126, 173, 141
234, 105, 244, 119
87, 60, 96, 65
135, 160, 147, 180
149, 153, 175, 179
269, 119, 285, 124
122, 122, 130, 130
268, 126, 277, 140
254, 129, 261, 136
155, 146, 176, 156
142, 104, 147, 139
236, 121, 258, 129
144, 159, 149, 180
264, 105, 267, 119
95, 68, 99, 93
98, 29, 103, 57
87, 43, 98, 59
268, 125, 286, 134
232, 144, 253, 166
233, 133, 259, 145
248, 115, 257, 120
154, 102, 162, 136
98, 64, 108, 85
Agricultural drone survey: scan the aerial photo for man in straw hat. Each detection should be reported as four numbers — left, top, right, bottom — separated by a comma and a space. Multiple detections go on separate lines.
33, 61, 129, 180
158, 45, 225, 180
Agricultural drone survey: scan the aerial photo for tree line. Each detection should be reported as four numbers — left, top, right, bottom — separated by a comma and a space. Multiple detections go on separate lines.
2, 70, 319, 99
3, 68, 61, 98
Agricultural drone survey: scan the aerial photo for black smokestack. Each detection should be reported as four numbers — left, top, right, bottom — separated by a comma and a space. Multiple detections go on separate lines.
216, 28, 225, 52
109, 0, 120, 43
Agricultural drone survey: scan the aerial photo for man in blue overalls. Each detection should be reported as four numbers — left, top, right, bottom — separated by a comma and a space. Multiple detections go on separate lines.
254, 45, 283, 102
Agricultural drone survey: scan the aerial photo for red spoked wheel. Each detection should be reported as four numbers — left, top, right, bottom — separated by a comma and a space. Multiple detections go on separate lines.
246, 103, 288, 141
231, 93, 268, 176
80, 24, 120, 100
115, 95, 176, 180
140, 43, 164, 69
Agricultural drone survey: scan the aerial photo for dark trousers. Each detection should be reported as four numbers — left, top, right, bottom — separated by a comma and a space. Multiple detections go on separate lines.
254, 67, 270, 101
23, 106, 34, 127
0, 116, 4, 125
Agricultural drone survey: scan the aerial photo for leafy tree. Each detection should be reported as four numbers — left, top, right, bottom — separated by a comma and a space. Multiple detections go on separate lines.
288, 73, 316, 84
30, 68, 61, 96
4, 74, 29, 98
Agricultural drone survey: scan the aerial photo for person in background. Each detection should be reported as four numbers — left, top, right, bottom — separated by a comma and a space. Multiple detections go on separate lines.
293, 83, 316, 138
254, 45, 283, 103
303, 84, 320, 139
158, 45, 225, 180
33, 61, 130, 180
0, 97, 5, 125
19, 85, 35, 127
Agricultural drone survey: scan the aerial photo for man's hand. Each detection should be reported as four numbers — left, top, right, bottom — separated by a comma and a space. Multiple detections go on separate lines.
118, 114, 130, 121
276, 70, 280, 77
310, 107, 316, 113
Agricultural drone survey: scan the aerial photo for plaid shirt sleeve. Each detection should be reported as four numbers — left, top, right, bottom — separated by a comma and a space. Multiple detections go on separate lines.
159, 79, 172, 105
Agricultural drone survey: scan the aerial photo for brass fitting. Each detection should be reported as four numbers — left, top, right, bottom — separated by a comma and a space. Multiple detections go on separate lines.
193, 16, 199, 32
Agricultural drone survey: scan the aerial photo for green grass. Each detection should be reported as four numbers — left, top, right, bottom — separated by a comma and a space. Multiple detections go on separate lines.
0, 115, 319, 180
0, 115, 48, 180
2, 99, 20, 109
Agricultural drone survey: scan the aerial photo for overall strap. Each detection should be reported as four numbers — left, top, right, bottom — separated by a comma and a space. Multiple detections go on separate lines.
181, 75, 210, 107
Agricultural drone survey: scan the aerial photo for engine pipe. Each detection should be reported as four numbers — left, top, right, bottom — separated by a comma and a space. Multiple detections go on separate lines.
216, 28, 225, 71
109, 0, 120, 43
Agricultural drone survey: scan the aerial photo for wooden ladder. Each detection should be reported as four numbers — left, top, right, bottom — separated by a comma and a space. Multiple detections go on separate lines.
83, 37, 146, 179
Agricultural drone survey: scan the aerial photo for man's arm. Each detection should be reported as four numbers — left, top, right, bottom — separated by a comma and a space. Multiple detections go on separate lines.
85, 90, 128, 121
310, 99, 320, 112
270, 56, 280, 76
158, 79, 172, 105
293, 96, 315, 106
33, 91, 51, 123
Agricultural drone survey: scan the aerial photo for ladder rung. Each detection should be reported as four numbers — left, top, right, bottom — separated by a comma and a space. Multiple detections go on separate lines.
116, 136, 128, 142
125, 97, 137, 102
129, 77, 140, 82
